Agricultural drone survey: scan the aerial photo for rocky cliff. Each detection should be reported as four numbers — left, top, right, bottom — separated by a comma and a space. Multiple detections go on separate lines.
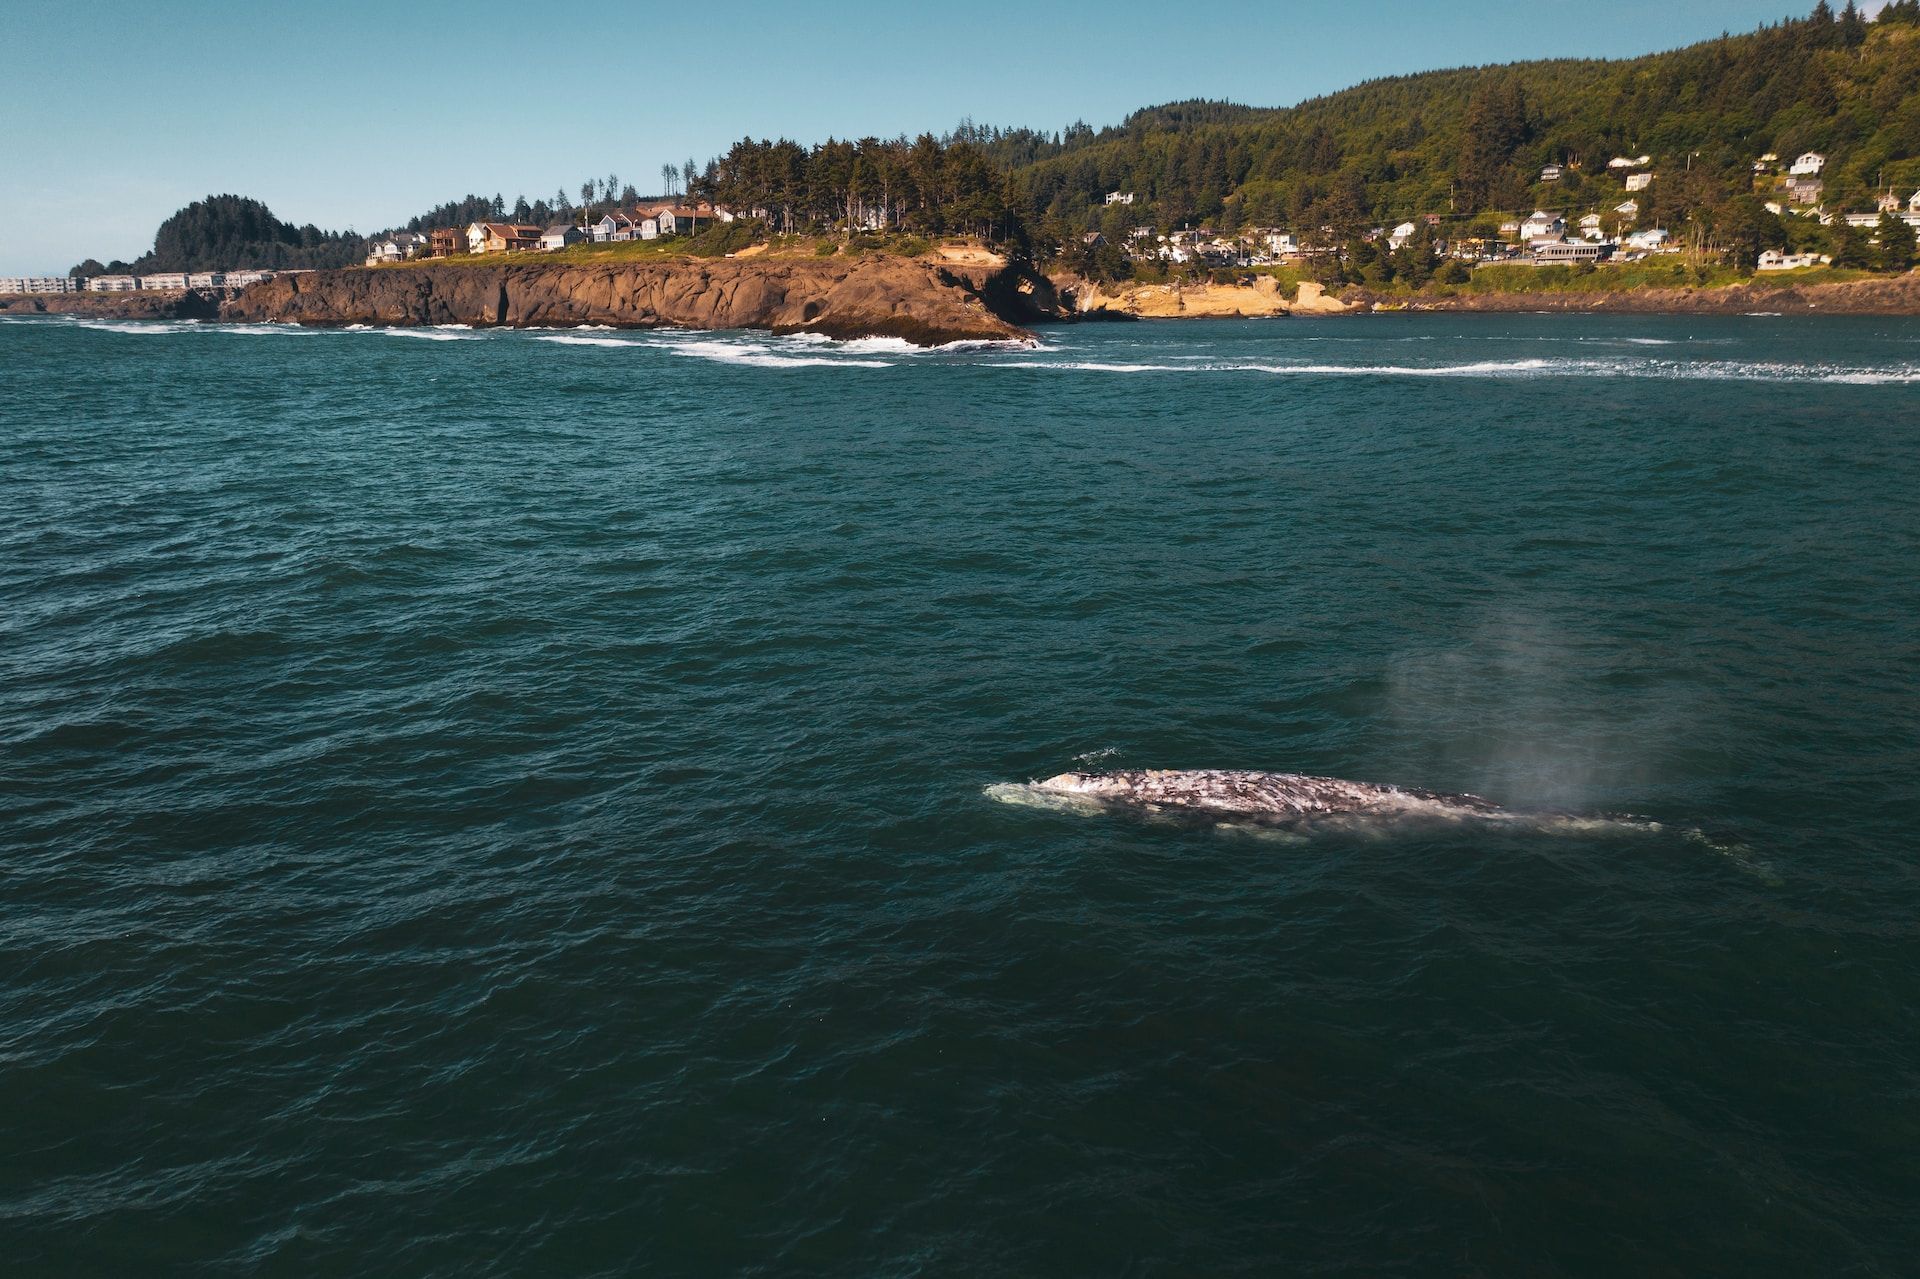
222, 257, 1056, 344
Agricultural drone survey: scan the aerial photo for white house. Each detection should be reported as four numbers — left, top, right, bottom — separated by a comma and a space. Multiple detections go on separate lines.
1758, 250, 1830, 271
185, 272, 224, 288
1266, 232, 1300, 256
1624, 172, 1654, 192
1623, 228, 1669, 252
638, 217, 660, 241
540, 224, 584, 251
1578, 212, 1605, 240
364, 231, 428, 266
1607, 154, 1651, 170
1105, 190, 1135, 205
89, 275, 139, 291
1520, 210, 1565, 241
1790, 152, 1825, 177
1540, 163, 1564, 182
141, 272, 189, 290
1388, 221, 1418, 250
1614, 199, 1640, 219
225, 270, 273, 287
652, 207, 705, 235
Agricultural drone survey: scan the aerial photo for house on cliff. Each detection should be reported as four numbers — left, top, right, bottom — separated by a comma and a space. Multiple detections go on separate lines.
540, 224, 585, 251
365, 231, 429, 265
592, 213, 637, 242
428, 228, 464, 257
652, 207, 705, 236
468, 222, 542, 253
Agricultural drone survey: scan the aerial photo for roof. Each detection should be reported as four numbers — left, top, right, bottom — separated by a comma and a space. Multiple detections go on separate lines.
543, 223, 575, 234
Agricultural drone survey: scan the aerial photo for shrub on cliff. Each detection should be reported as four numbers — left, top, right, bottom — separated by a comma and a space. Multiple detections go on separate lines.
688, 219, 765, 258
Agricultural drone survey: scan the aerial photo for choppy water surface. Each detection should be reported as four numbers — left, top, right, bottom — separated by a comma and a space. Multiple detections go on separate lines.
3, 313, 1917, 1275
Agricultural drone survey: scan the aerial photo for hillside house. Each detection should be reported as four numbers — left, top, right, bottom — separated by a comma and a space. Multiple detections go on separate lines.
1105, 191, 1135, 205
1789, 152, 1825, 177
428, 228, 464, 257
1758, 250, 1830, 271
1607, 154, 1650, 170
540, 224, 584, 251
1624, 172, 1654, 192
1752, 152, 1778, 173
1614, 199, 1640, 219
1520, 210, 1565, 241
1788, 177, 1824, 207
1498, 219, 1521, 238
1578, 213, 1605, 240
1540, 164, 1563, 183
1623, 228, 1669, 252
1388, 221, 1418, 250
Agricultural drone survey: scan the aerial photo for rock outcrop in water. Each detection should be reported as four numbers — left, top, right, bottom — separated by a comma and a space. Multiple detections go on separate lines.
222, 257, 1059, 345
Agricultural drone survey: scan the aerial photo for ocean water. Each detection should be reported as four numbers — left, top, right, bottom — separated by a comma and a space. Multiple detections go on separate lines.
2, 312, 1916, 1276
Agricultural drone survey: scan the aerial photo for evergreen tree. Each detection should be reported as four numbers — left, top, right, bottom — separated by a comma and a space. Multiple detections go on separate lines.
1831, 219, 1872, 267
1874, 211, 1915, 272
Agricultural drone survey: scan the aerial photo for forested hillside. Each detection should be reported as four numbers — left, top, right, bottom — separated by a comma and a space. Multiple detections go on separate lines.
1001, 2, 1920, 240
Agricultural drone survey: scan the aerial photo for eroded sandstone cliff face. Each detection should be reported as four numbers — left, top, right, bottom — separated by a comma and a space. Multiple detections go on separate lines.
222, 257, 1052, 344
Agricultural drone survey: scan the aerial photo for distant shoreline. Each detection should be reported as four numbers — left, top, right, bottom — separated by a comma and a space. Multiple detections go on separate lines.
7, 258, 1920, 330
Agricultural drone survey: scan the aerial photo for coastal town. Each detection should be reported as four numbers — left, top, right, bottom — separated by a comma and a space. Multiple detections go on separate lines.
11, 149, 1919, 300
1078, 151, 1920, 275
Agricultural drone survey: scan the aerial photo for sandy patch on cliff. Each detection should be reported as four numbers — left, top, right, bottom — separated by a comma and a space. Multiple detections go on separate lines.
1081, 277, 1349, 318
936, 244, 1006, 267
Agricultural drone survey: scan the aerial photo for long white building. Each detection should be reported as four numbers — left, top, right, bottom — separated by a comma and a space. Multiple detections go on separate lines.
0, 276, 83, 293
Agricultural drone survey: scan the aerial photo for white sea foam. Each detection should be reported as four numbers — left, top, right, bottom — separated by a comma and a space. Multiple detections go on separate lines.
219, 323, 321, 337
72, 321, 192, 335
667, 339, 892, 369
381, 328, 479, 341
535, 334, 644, 347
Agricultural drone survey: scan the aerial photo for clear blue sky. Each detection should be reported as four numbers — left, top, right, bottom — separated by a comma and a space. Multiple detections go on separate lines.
0, 0, 1863, 273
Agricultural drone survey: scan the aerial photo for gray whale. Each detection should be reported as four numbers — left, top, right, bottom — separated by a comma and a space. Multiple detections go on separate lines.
1000, 769, 1507, 823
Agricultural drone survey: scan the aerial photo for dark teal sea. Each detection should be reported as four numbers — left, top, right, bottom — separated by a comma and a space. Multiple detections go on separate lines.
2, 313, 1916, 1276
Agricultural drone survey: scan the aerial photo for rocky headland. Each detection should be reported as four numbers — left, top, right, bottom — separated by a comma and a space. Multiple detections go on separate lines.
220, 256, 1060, 344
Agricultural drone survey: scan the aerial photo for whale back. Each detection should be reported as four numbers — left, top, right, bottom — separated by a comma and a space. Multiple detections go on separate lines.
1036, 769, 1504, 820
